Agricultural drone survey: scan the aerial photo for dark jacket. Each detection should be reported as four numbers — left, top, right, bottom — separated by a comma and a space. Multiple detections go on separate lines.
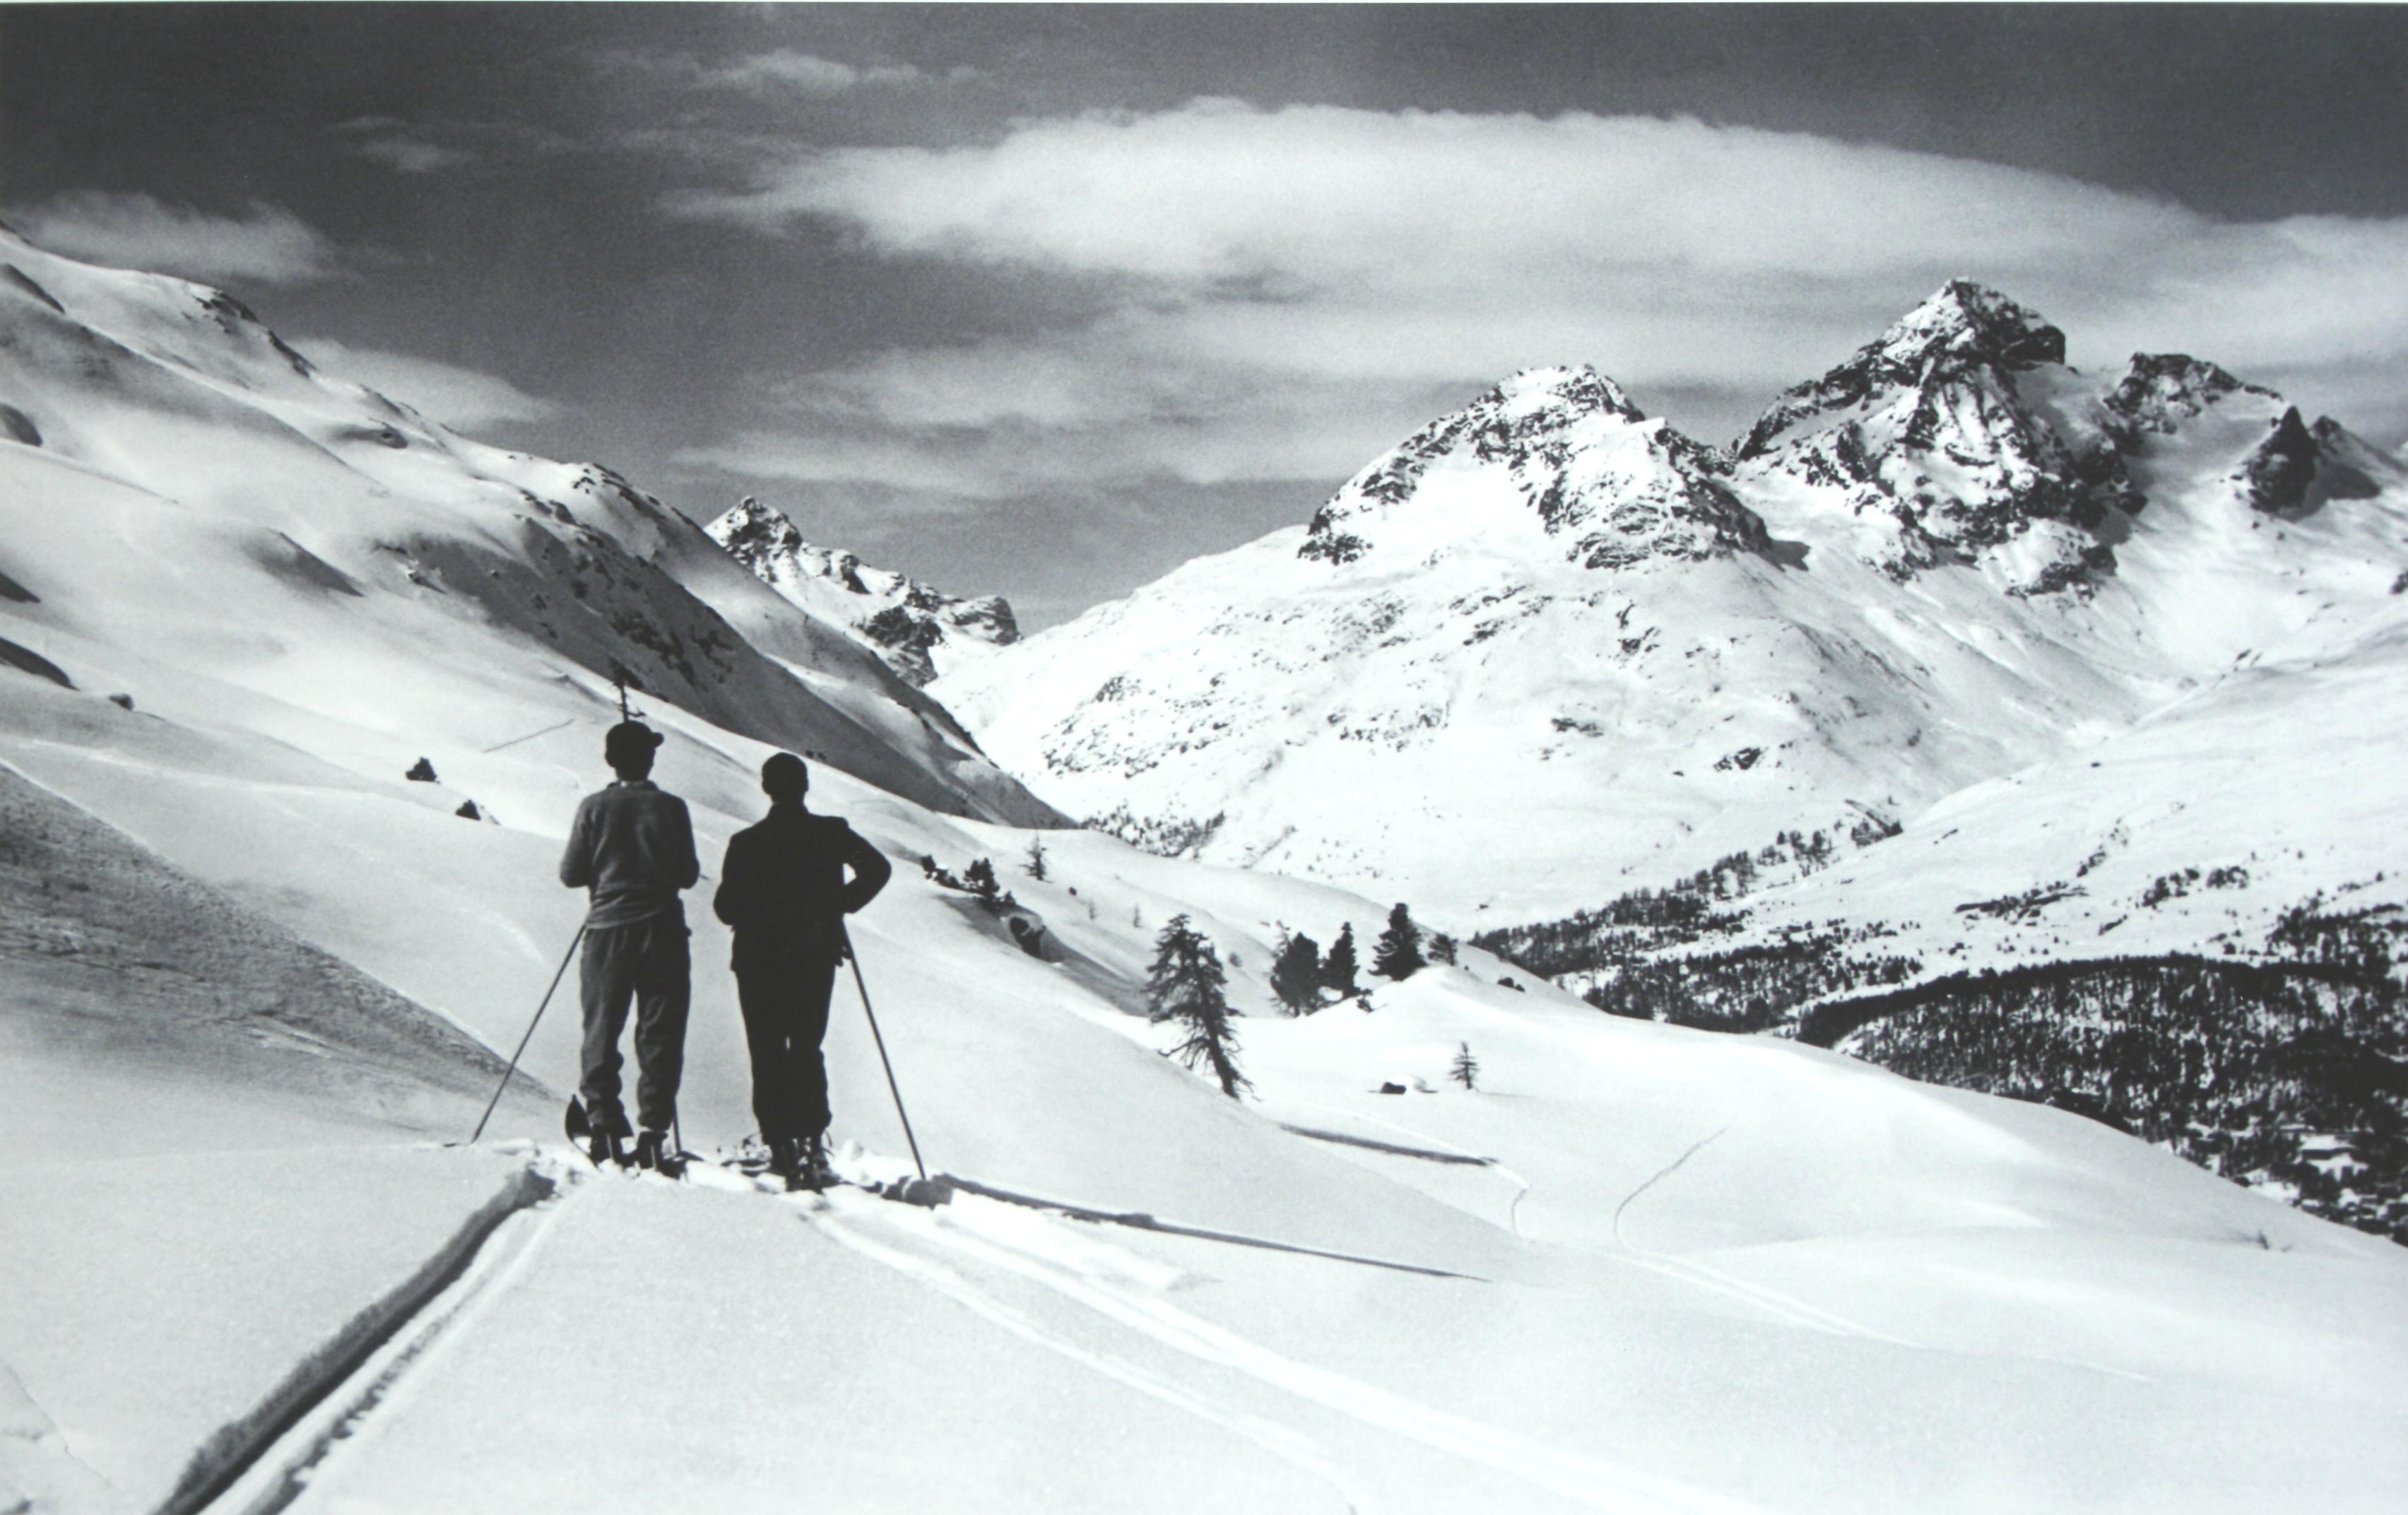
560, 780, 700, 929
713, 803, 892, 965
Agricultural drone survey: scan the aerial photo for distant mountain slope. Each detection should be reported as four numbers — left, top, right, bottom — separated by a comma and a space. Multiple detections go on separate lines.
0, 226, 1055, 827
708, 496, 1019, 687
938, 283, 2408, 924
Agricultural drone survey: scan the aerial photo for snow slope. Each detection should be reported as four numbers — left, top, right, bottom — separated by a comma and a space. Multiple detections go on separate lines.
936, 285, 2408, 928
5, 238, 2405, 1512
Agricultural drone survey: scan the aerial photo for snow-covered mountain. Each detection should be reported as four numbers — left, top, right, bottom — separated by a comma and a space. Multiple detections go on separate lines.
0, 225, 1055, 830
707, 496, 1018, 686
8, 232, 2407, 1515
937, 283, 2408, 931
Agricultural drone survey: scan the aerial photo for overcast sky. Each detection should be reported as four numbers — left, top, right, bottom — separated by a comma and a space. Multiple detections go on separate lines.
8, 5, 2407, 627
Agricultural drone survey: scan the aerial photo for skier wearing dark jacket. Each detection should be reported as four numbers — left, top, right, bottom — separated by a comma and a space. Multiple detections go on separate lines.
714, 752, 891, 1185
559, 720, 700, 1173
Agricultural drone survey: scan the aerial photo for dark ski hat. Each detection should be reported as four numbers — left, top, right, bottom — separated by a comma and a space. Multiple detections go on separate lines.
761, 751, 809, 800
604, 720, 663, 764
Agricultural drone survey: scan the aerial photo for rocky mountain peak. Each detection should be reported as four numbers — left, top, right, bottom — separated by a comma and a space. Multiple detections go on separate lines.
707, 498, 1015, 686
1736, 281, 2067, 463
2099, 353, 2278, 443
1297, 364, 1767, 572
1730, 282, 2138, 589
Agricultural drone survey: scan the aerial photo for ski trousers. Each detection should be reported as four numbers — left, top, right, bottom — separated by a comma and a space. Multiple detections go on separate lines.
733, 950, 840, 1144
577, 915, 690, 1136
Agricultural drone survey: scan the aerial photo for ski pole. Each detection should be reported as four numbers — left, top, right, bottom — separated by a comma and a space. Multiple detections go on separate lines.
842, 925, 927, 1181
469, 924, 586, 1144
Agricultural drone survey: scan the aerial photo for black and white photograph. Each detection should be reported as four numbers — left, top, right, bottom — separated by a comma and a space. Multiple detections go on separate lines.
3, 4, 2405, 1511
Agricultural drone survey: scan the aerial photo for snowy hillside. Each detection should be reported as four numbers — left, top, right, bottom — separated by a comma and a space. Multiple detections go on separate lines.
936, 283, 2408, 929
7, 232, 2407, 1514
709, 495, 1018, 686
0, 226, 1053, 830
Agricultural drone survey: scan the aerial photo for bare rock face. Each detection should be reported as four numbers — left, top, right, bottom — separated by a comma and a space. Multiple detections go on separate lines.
2238, 407, 2323, 515
707, 497, 1017, 685
1732, 281, 2140, 589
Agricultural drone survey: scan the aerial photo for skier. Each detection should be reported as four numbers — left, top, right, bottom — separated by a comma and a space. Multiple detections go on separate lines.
559, 719, 700, 1174
714, 752, 892, 1189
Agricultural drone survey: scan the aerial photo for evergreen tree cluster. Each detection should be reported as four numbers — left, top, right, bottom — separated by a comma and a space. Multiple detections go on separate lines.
1574, 932, 1921, 1030
1803, 950, 2408, 1244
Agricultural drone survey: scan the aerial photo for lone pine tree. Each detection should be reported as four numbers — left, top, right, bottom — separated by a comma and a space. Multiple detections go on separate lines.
1268, 929, 1323, 1015
1024, 835, 1048, 881
1145, 914, 1251, 1098
1450, 1041, 1480, 1090
1373, 902, 1426, 981
1323, 923, 1361, 996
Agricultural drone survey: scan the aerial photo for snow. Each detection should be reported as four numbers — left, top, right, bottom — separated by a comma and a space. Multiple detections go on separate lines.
4, 239, 2406, 1513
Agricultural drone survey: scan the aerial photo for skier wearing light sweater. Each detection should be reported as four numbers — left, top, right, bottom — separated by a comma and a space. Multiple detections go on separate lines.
559, 719, 700, 1174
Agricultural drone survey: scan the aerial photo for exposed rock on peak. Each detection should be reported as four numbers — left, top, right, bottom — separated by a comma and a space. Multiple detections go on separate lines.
708, 497, 1016, 686
2100, 353, 2276, 443
1730, 282, 2136, 590
1299, 364, 1769, 572
1737, 282, 2066, 462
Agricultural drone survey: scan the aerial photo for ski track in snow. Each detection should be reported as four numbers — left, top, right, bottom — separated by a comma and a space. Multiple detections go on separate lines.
813, 1189, 1770, 1515
189, 1178, 568, 1515
1278, 1100, 1536, 1239
801, 1203, 1376, 1515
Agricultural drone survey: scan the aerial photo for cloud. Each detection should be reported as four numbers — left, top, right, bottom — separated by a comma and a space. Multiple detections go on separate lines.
594, 47, 937, 103
695, 48, 923, 96
332, 117, 480, 175
288, 335, 560, 430
667, 100, 2408, 493
6, 191, 341, 285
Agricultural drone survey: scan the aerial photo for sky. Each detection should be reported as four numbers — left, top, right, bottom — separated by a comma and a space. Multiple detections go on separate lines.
6, 4, 2407, 628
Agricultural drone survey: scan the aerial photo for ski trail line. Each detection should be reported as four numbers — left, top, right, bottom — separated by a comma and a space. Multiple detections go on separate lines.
180, 1167, 563, 1515
1282, 1102, 1535, 1238
1277, 1124, 1498, 1166
935, 1174, 1487, 1280
803, 1210, 1376, 1515
821, 1197, 1769, 1515
1610, 1126, 1728, 1251
1599, 1138, 2156, 1383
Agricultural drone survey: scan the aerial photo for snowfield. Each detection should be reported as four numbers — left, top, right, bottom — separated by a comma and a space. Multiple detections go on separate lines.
3, 238, 2406, 1512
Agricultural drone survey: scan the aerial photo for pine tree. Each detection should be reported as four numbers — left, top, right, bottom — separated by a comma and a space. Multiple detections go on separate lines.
1025, 836, 1048, 881
964, 857, 999, 899
1372, 902, 1426, 981
1268, 929, 1323, 1015
1322, 924, 1360, 996
1449, 1042, 1479, 1090
1428, 932, 1458, 965
1145, 914, 1251, 1098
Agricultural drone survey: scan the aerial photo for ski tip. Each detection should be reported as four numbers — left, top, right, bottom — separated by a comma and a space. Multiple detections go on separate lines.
878, 1175, 953, 1208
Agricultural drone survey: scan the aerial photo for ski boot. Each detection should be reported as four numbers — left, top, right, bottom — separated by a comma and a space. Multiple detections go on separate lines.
566, 1097, 629, 1169
798, 1133, 832, 1193
632, 1129, 686, 1179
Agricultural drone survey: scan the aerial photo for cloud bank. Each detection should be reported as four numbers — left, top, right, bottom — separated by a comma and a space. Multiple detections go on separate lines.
6, 192, 342, 287
670, 100, 2408, 497
290, 334, 560, 430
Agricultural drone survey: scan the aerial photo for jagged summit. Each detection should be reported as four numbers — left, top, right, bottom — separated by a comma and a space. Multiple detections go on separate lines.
1736, 281, 2066, 461
708, 497, 1016, 686
2099, 353, 2277, 442
1727, 280, 2140, 589
1297, 362, 1769, 572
